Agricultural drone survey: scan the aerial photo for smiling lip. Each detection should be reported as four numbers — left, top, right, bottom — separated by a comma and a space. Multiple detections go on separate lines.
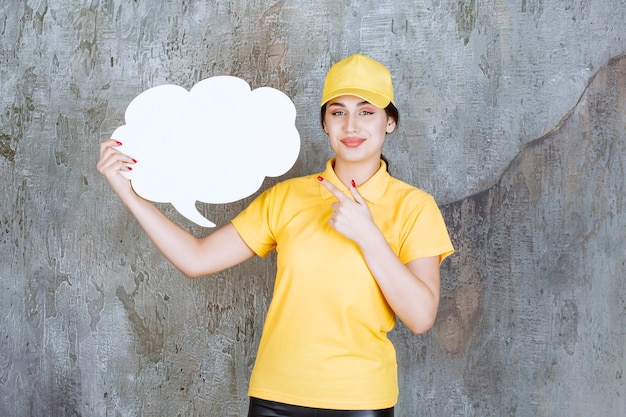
341, 138, 366, 148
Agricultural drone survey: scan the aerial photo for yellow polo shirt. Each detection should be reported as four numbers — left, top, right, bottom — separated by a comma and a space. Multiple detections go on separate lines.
231, 159, 454, 410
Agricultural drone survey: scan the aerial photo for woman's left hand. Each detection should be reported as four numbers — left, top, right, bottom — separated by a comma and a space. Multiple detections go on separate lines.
318, 177, 379, 245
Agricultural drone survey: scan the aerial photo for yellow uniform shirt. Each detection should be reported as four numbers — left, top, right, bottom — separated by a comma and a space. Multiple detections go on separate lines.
231, 159, 454, 410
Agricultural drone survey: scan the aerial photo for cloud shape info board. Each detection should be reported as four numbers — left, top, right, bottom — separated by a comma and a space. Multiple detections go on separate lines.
112, 76, 301, 227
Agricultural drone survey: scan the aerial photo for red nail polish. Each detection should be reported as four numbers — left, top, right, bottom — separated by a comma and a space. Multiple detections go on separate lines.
351, 180, 356, 188
116, 141, 123, 146
132, 158, 137, 163
317, 176, 324, 181
128, 166, 133, 171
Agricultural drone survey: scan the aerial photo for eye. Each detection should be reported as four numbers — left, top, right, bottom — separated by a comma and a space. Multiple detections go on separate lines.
330, 110, 346, 116
358, 105, 377, 115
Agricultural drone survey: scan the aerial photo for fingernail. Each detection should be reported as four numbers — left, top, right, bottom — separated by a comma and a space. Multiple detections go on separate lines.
132, 158, 137, 163
317, 176, 324, 181
128, 166, 133, 171
351, 180, 356, 188
116, 141, 123, 146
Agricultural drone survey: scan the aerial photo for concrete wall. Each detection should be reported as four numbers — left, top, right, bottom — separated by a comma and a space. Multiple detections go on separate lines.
1, 1, 624, 416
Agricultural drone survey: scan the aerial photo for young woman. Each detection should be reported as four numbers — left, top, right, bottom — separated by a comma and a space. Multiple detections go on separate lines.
98, 54, 454, 417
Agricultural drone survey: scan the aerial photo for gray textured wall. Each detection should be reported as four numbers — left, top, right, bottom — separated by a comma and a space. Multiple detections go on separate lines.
1, 1, 625, 416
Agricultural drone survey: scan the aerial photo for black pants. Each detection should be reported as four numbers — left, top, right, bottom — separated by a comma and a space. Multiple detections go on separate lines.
247, 397, 394, 417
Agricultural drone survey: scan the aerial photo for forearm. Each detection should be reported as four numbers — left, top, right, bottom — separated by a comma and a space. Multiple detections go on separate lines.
358, 229, 440, 334
122, 192, 255, 278
121, 192, 207, 276
98, 139, 253, 277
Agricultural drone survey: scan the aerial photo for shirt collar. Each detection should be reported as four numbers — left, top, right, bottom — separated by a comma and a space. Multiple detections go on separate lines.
319, 158, 390, 203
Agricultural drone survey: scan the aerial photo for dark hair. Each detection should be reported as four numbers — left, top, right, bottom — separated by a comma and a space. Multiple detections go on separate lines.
320, 101, 399, 172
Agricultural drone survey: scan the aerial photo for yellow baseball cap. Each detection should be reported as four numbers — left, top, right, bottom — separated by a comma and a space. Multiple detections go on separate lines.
321, 54, 394, 108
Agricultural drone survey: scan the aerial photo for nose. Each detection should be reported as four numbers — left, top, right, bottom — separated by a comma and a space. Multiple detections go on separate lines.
346, 113, 358, 133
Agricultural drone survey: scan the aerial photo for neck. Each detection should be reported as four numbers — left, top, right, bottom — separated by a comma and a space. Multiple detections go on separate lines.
332, 157, 382, 187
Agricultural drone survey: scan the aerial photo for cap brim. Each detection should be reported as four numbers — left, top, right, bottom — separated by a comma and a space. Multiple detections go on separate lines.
321, 88, 392, 109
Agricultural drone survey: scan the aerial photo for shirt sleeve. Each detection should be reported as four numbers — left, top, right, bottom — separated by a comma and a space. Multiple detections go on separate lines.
231, 186, 277, 258
399, 193, 454, 265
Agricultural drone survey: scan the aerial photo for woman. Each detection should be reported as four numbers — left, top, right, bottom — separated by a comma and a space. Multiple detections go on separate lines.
98, 54, 454, 417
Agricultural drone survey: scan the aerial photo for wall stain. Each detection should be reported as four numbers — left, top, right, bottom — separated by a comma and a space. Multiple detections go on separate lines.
456, 0, 476, 46
436, 264, 484, 355
54, 114, 71, 167
556, 299, 579, 355
0, 66, 34, 163
115, 278, 164, 364
0, 134, 16, 162
87, 280, 105, 333
207, 301, 233, 335
72, 8, 99, 75
84, 100, 109, 135
521, 0, 544, 17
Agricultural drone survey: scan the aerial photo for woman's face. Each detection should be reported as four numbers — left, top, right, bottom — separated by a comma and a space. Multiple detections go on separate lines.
322, 95, 396, 166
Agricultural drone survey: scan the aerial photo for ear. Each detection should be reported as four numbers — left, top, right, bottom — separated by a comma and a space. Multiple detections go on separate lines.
322, 121, 329, 135
386, 117, 396, 134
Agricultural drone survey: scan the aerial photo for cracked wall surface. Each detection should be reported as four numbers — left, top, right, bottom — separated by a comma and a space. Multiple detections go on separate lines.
1, 1, 625, 416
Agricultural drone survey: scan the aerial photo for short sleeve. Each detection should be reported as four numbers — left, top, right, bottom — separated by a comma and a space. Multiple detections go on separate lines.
231, 187, 277, 258
399, 194, 454, 265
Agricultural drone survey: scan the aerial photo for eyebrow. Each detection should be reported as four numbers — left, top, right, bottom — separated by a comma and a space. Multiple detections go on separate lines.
327, 100, 372, 107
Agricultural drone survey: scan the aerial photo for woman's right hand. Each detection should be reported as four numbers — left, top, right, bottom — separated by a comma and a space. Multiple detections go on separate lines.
96, 139, 137, 200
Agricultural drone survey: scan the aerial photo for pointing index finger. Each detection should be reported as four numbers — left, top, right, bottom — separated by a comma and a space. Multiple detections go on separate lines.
317, 176, 352, 202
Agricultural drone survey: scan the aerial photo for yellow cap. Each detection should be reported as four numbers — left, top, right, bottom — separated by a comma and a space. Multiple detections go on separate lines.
321, 54, 394, 108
